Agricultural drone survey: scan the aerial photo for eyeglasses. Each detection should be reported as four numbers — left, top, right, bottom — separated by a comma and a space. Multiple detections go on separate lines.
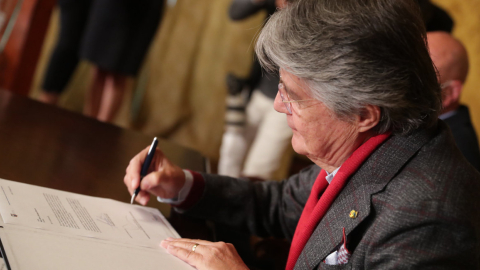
440, 80, 453, 89
278, 81, 316, 114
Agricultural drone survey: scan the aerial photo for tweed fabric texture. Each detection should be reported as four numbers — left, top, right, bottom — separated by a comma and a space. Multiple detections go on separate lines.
180, 121, 480, 269
287, 133, 390, 269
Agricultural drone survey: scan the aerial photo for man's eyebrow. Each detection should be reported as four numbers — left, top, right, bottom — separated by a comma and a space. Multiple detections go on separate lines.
280, 78, 300, 99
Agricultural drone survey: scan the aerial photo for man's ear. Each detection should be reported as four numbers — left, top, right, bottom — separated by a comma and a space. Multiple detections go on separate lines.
275, 0, 287, 8
357, 105, 381, 133
442, 80, 462, 109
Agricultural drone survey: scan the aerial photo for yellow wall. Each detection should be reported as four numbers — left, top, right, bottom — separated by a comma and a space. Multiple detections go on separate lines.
30, 0, 480, 163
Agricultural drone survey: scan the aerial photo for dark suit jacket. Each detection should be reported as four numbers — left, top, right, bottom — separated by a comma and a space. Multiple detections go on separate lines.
182, 121, 480, 269
443, 105, 480, 172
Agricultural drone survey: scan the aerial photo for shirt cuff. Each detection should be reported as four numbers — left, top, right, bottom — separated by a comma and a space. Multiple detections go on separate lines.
157, 170, 194, 205
173, 170, 205, 209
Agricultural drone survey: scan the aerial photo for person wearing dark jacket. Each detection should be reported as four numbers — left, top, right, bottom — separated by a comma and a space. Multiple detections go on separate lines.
125, 1, 480, 269
427, 31, 480, 171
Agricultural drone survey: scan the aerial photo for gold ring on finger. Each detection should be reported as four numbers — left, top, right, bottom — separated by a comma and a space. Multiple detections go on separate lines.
192, 243, 199, 252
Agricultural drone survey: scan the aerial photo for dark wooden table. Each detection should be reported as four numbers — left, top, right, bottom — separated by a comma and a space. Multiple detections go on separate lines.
0, 89, 212, 239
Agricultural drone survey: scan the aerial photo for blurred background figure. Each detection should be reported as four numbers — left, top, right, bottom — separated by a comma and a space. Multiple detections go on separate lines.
219, 0, 456, 181
218, 0, 290, 180
20, 0, 478, 186
417, 0, 454, 32
427, 31, 480, 171
38, 0, 164, 123
38, 0, 91, 105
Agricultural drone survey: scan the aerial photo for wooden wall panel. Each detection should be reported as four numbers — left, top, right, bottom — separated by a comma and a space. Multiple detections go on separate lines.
0, 0, 55, 96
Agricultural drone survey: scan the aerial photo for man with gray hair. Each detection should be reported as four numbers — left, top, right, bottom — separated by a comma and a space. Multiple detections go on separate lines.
124, 0, 480, 269
427, 31, 480, 171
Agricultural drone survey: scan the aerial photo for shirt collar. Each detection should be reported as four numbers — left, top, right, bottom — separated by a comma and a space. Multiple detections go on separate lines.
439, 109, 458, 120
325, 166, 341, 184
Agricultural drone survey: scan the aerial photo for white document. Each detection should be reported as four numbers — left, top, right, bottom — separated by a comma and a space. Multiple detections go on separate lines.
0, 179, 194, 270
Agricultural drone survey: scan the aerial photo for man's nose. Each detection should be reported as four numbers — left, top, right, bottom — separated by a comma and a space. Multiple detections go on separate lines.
273, 91, 288, 114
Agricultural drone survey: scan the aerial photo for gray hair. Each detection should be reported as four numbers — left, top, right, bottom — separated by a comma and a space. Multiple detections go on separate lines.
255, 0, 442, 135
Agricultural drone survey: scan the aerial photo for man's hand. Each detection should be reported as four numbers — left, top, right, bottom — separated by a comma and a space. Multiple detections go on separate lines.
124, 147, 185, 205
161, 238, 249, 270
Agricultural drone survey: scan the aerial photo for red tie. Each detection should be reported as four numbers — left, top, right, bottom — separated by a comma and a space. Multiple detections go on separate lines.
286, 133, 391, 270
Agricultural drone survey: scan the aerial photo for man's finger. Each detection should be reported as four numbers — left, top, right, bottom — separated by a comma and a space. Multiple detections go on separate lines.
139, 171, 160, 191
161, 241, 203, 266
131, 176, 140, 191
126, 147, 150, 189
123, 175, 133, 194
163, 238, 217, 246
162, 240, 205, 253
135, 190, 150, 205
128, 147, 149, 173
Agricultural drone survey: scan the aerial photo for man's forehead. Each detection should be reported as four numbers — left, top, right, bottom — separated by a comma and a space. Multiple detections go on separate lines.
279, 69, 298, 86
279, 69, 309, 95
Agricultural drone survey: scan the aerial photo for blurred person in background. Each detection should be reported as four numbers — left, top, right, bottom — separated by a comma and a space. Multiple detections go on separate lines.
38, 0, 163, 123
218, 0, 290, 180
38, 0, 91, 105
219, 0, 454, 181
427, 31, 480, 171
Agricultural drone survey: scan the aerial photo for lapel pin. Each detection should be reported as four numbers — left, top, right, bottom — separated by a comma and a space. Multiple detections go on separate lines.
349, 210, 358, 219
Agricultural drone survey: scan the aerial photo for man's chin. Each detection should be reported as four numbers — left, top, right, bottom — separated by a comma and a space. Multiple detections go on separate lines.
291, 138, 308, 156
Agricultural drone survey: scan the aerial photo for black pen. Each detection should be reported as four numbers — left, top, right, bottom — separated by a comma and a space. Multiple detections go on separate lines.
131, 137, 159, 204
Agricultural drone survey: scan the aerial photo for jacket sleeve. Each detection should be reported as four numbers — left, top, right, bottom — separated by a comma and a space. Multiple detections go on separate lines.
178, 165, 321, 240
359, 206, 480, 269
358, 173, 480, 269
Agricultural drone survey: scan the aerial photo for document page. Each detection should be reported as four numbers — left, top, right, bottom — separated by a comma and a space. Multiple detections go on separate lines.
0, 203, 194, 270
0, 179, 179, 248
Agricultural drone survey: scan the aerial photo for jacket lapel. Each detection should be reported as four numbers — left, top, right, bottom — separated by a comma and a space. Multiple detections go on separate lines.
294, 126, 436, 270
